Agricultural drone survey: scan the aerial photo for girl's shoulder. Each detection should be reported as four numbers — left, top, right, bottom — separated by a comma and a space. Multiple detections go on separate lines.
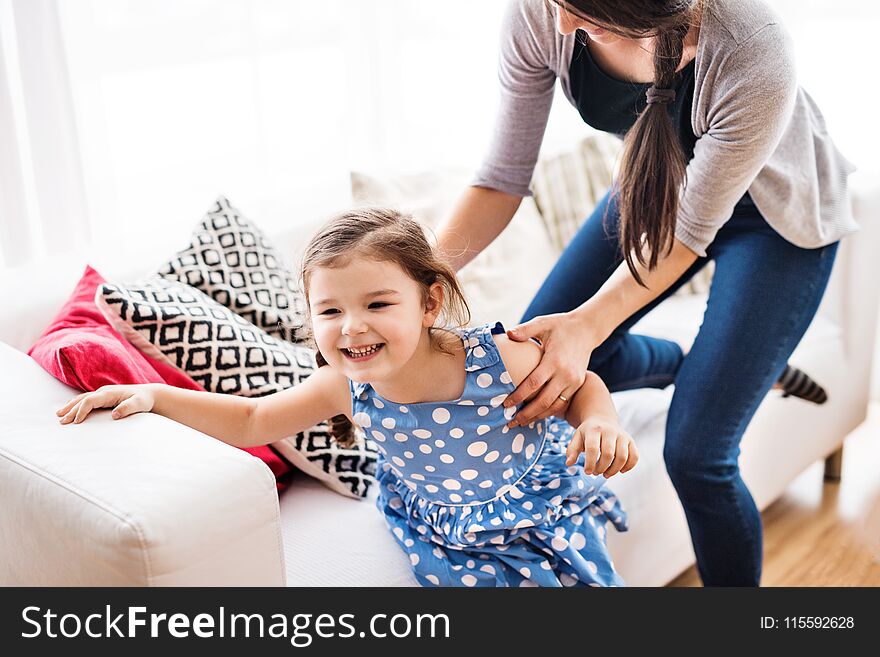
306, 363, 353, 413
464, 322, 542, 389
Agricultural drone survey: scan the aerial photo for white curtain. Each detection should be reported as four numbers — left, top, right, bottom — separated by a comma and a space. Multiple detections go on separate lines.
1, 0, 877, 272
0, 0, 517, 270
0, 0, 89, 268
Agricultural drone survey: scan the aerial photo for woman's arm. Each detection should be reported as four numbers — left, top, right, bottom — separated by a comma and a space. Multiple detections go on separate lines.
435, 186, 522, 272
57, 366, 351, 449
576, 237, 699, 347
505, 237, 698, 424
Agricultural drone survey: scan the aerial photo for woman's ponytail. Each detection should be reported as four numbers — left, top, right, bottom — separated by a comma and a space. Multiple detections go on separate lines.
615, 20, 690, 286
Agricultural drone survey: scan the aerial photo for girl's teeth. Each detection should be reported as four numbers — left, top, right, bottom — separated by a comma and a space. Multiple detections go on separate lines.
348, 344, 380, 356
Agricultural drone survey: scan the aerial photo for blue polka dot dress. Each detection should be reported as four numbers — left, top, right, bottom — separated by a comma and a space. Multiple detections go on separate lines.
350, 322, 628, 587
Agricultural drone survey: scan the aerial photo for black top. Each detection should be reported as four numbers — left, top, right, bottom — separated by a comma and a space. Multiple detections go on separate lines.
568, 33, 754, 208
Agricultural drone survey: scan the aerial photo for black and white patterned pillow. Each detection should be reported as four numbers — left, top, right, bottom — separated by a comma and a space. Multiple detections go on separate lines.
95, 278, 376, 498
273, 427, 377, 500
158, 196, 308, 343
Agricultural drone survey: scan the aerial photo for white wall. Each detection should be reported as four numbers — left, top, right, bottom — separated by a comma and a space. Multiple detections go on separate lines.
51, 1, 879, 233
761, 0, 880, 400
4, 0, 879, 395
53, 0, 513, 253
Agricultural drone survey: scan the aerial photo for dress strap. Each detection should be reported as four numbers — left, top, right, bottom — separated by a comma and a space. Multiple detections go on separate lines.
463, 322, 505, 372
350, 378, 370, 401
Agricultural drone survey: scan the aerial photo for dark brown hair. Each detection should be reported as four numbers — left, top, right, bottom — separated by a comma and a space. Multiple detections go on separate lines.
552, 0, 701, 285
301, 207, 471, 446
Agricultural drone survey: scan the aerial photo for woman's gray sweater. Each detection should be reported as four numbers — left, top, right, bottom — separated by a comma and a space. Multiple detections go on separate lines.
473, 0, 858, 256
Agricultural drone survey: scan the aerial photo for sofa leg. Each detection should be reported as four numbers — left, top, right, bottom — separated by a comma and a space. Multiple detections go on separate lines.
824, 445, 844, 481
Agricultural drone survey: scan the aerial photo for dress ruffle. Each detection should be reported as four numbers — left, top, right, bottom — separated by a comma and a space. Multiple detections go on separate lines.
378, 419, 626, 544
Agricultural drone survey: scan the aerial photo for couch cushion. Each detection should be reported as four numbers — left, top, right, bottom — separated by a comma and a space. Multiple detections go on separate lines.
280, 478, 418, 587
0, 342, 285, 586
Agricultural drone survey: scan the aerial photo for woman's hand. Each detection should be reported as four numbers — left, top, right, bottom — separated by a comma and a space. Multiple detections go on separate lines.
504, 311, 603, 426
565, 415, 638, 478
57, 385, 156, 425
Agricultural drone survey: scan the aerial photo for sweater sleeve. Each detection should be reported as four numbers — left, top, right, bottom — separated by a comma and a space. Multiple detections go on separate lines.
471, 0, 558, 197
675, 23, 798, 256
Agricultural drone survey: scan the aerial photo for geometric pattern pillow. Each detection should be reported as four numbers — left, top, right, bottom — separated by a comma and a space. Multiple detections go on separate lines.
273, 427, 378, 500
95, 277, 376, 498
96, 277, 313, 397
158, 196, 308, 343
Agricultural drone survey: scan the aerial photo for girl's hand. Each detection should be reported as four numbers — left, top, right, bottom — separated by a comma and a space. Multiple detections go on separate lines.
504, 311, 602, 425
565, 415, 638, 478
56, 385, 156, 425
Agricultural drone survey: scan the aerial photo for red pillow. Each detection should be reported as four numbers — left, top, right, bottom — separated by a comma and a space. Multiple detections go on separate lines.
28, 265, 292, 489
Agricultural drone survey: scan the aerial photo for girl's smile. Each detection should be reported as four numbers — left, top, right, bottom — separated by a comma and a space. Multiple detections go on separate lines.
341, 343, 385, 361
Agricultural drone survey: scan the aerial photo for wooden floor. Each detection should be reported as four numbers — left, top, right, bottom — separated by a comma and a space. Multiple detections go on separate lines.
668, 402, 880, 587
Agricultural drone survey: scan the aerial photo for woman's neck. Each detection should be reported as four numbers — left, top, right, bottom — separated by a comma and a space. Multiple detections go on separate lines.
370, 330, 466, 405
587, 4, 703, 84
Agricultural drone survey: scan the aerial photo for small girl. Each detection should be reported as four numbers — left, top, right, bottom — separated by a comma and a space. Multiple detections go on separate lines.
57, 208, 637, 587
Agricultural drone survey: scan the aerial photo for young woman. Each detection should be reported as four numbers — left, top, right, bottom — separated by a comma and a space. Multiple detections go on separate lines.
436, 0, 857, 585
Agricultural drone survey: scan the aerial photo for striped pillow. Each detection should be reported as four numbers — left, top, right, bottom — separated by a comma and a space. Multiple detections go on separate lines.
531, 133, 713, 295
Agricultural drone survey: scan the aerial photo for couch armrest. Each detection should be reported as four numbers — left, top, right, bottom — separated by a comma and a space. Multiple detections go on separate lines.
820, 177, 880, 406
0, 342, 285, 586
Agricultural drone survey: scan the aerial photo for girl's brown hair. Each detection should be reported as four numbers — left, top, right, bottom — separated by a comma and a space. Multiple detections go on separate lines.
552, 0, 701, 285
301, 207, 471, 446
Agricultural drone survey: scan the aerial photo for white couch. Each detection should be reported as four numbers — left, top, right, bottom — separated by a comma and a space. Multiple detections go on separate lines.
1, 169, 878, 587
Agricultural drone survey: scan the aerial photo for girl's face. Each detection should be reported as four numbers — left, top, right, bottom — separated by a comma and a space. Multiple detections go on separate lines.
308, 256, 441, 384
555, 5, 624, 45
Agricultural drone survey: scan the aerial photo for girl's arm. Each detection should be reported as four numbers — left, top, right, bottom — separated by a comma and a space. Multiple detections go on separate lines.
504, 238, 698, 423
56, 366, 352, 449
560, 371, 637, 477
435, 186, 522, 272
494, 333, 637, 477
247, 366, 351, 446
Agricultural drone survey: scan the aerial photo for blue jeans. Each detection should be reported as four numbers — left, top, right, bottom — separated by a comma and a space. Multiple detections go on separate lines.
521, 190, 839, 586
